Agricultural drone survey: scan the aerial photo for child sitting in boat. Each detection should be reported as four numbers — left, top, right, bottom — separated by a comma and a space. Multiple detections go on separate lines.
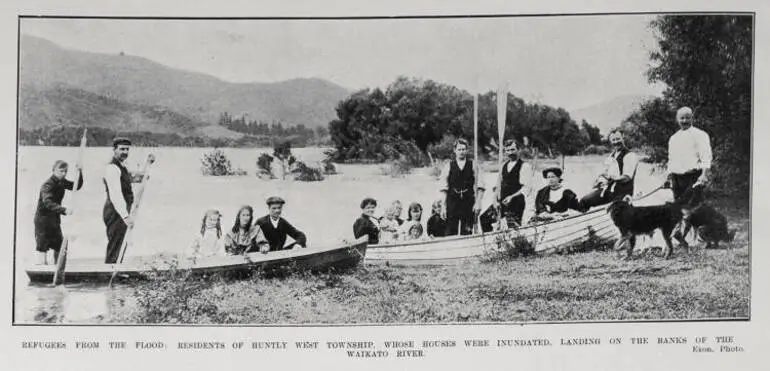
398, 202, 423, 238
426, 199, 447, 238
224, 205, 269, 254
190, 209, 226, 258
402, 222, 427, 241
378, 204, 401, 243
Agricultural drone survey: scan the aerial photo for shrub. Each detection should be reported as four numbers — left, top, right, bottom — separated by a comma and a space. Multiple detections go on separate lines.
383, 139, 429, 167
583, 144, 611, 156
292, 161, 325, 182
379, 157, 413, 178
256, 153, 275, 178
321, 149, 338, 175
556, 226, 615, 255
201, 148, 246, 176
427, 134, 458, 161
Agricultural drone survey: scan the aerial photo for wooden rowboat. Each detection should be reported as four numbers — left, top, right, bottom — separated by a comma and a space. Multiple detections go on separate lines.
366, 206, 620, 266
26, 237, 368, 284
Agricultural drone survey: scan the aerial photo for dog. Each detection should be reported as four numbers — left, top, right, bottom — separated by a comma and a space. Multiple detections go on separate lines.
682, 203, 736, 249
607, 195, 682, 259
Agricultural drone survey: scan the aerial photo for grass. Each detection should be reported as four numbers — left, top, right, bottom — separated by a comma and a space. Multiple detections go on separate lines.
102, 198, 749, 324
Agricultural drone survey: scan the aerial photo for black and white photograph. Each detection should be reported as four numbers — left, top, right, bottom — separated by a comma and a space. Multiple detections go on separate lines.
12, 12, 752, 326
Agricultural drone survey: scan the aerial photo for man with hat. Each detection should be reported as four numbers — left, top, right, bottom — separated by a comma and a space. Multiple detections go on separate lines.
665, 106, 712, 246
255, 196, 307, 251
494, 139, 532, 227
102, 137, 153, 263
578, 128, 638, 211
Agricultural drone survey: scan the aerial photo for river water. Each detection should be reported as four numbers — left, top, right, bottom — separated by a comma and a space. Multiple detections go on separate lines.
14, 146, 667, 323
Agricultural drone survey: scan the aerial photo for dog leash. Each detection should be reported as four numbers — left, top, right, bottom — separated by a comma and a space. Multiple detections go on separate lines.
632, 184, 666, 201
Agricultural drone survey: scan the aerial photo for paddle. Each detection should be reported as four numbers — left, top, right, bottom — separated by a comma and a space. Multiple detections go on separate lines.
108, 153, 156, 288
495, 84, 508, 230
472, 93, 481, 234
52, 128, 87, 286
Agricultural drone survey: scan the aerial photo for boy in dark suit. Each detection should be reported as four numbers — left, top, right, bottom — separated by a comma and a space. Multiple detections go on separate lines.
255, 196, 307, 252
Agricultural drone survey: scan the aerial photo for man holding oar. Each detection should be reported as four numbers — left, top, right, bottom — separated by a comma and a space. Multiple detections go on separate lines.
33, 160, 83, 265
665, 106, 713, 247
438, 138, 485, 236
102, 138, 153, 264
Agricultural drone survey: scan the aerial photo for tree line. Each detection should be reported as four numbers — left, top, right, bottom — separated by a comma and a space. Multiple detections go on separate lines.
218, 112, 329, 145
327, 76, 604, 164
622, 15, 751, 196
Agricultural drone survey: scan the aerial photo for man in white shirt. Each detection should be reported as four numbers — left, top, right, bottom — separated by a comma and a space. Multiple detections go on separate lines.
438, 138, 485, 236
102, 138, 152, 263
666, 106, 713, 245
578, 129, 639, 211
494, 139, 532, 227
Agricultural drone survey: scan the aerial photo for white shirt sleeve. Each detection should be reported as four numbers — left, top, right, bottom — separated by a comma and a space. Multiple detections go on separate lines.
474, 161, 485, 191
520, 162, 532, 191
438, 162, 451, 193
697, 130, 713, 169
622, 152, 639, 178
104, 164, 130, 219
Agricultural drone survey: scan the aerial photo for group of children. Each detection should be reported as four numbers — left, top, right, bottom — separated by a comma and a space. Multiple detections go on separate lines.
353, 198, 449, 245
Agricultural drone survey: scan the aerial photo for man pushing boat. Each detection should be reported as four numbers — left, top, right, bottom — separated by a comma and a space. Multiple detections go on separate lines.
102, 138, 154, 264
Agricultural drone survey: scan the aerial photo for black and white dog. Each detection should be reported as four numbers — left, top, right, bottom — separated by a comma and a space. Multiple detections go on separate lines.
607, 196, 682, 259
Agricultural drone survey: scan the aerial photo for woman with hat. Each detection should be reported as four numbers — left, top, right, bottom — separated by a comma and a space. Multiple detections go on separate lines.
531, 167, 580, 223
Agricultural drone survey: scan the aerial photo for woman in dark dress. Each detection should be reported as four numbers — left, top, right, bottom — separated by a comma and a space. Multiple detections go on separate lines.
34, 160, 83, 265
353, 198, 380, 244
531, 167, 580, 223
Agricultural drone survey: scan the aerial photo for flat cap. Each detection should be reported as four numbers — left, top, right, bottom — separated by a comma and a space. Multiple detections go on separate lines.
266, 196, 286, 205
112, 137, 132, 147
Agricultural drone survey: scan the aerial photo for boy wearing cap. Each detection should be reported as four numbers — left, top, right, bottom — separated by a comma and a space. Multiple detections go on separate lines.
34, 160, 83, 264
102, 137, 153, 263
255, 197, 307, 251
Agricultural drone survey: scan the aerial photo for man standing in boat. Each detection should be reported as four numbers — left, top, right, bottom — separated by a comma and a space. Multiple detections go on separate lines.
255, 196, 307, 251
494, 139, 532, 227
438, 138, 485, 236
665, 106, 713, 247
102, 138, 153, 264
578, 129, 639, 211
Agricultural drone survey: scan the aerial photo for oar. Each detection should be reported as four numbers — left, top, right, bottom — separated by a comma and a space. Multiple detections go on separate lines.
495, 85, 508, 230
53, 128, 87, 286
472, 92, 481, 234
108, 153, 155, 288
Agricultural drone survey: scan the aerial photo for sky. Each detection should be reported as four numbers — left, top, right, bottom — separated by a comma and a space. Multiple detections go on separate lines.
20, 15, 665, 111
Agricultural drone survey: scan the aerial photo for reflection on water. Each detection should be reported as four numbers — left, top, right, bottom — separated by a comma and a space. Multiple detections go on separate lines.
20, 281, 133, 324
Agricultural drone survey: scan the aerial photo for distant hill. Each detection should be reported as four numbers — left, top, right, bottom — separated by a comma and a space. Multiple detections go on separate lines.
19, 35, 350, 130
571, 94, 654, 135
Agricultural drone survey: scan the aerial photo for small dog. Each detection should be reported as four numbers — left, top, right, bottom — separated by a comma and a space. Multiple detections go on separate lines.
683, 203, 736, 249
607, 196, 682, 259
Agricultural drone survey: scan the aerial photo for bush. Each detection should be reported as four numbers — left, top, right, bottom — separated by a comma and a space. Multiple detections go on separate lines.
583, 144, 611, 156
292, 161, 325, 182
556, 226, 615, 255
201, 148, 246, 176
321, 149, 338, 175
380, 157, 413, 178
256, 153, 275, 178
427, 134, 458, 161
383, 139, 429, 167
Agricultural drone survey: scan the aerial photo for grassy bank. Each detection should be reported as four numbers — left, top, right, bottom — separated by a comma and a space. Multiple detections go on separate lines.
107, 200, 750, 324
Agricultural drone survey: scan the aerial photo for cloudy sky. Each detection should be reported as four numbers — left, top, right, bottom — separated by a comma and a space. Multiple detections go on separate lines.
21, 15, 665, 111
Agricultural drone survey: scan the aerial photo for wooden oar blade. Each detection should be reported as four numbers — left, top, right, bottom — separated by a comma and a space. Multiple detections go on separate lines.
52, 238, 69, 286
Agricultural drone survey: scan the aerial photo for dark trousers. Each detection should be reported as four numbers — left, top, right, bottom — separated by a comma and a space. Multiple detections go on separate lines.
671, 170, 704, 207
34, 215, 63, 253
445, 194, 475, 236
500, 194, 526, 227
578, 186, 631, 212
104, 204, 128, 264
670, 170, 705, 243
